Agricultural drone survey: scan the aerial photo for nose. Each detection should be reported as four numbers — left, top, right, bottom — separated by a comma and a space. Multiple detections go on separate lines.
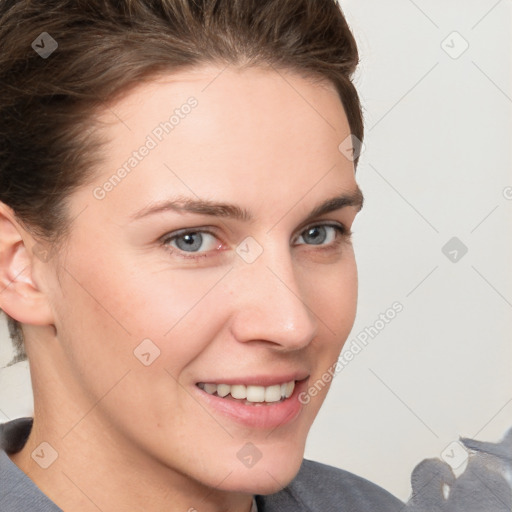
228, 241, 319, 351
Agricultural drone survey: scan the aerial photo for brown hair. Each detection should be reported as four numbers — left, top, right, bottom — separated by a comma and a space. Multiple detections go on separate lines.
0, 0, 363, 363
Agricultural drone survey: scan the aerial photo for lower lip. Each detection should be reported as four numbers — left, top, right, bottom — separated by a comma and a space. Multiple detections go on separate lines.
193, 379, 308, 429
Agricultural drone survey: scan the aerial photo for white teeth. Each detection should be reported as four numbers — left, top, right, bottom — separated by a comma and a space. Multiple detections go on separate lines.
247, 386, 265, 402
203, 383, 217, 394
230, 384, 247, 400
217, 383, 230, 397
265, 384, 282, 402
198, 380, 296, 403
283, 381, 294, 398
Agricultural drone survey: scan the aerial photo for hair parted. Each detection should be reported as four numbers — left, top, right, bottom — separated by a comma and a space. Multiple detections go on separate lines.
0, 0, 363, 363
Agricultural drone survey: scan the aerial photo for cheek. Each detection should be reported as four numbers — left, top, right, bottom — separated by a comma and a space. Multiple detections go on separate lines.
300, 251, 358, 405
52, 257, 225, 435
114, 265, 233, 369
335, 255, 358, 340
55, 254, 232, 376
304, 248, 358, 344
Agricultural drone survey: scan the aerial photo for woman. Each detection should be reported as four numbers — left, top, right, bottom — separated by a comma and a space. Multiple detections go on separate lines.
0, 1, 404, 510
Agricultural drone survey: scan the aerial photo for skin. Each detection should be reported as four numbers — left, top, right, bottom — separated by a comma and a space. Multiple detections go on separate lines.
0, 65, 363, 512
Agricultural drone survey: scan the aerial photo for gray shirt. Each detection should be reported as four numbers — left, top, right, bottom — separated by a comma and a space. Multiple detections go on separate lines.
0, 417, 404, 511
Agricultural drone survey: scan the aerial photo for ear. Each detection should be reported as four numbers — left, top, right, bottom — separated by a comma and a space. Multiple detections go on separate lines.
0, 202, 54, 326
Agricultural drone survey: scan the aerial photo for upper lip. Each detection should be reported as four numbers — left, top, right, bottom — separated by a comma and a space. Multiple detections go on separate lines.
196, 372, 309, 387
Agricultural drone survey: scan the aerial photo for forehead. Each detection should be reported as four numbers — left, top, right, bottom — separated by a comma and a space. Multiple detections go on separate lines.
81, 65, 357, 220
97, 64, 350, 155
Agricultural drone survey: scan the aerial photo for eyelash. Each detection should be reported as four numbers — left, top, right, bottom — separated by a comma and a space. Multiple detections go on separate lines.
160, 222, 352, 260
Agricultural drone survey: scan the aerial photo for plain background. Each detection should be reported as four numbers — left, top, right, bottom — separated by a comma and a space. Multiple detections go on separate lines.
1, 0, 511, 502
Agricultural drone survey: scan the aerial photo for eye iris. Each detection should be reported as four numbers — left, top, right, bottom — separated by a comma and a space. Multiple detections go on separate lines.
303, 226, 327, 245
176, 232, 203, 252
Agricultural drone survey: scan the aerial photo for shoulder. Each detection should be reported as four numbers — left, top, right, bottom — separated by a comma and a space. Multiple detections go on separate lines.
0, 418, 62, 511
0, 416, 33, 453
256, 458, 404, 512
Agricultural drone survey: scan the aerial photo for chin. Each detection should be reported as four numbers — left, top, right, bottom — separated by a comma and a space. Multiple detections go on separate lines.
218, 445, 306, 495
224, 466, 303, 495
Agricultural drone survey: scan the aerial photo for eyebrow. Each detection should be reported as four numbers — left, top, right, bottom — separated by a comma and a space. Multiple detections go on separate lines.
130, 186, 364, 223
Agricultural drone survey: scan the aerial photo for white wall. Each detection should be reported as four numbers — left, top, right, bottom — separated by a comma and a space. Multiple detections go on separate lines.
1, 0, 511, 502
303, 0, 512, 500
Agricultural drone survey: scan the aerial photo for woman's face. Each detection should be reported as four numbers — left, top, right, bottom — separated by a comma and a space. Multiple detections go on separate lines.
40, 65, 362, 493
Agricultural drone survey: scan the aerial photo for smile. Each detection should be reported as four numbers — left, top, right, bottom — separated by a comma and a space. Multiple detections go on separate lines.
196, 380, 295, 405
194, 376, 309, 428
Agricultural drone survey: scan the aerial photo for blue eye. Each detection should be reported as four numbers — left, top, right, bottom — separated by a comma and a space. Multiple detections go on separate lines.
161, 223, 349, 260
163, 230, 221, 255
295, 224, 346, 246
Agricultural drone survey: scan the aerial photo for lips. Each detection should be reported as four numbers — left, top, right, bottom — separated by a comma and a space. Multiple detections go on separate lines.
194, 376, 309, 429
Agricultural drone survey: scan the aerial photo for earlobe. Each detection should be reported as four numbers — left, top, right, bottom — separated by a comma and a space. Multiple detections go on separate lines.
0, 202, 54, 326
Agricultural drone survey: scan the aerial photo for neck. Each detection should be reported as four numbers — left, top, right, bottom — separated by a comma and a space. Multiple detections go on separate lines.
9, 408, 254, 512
